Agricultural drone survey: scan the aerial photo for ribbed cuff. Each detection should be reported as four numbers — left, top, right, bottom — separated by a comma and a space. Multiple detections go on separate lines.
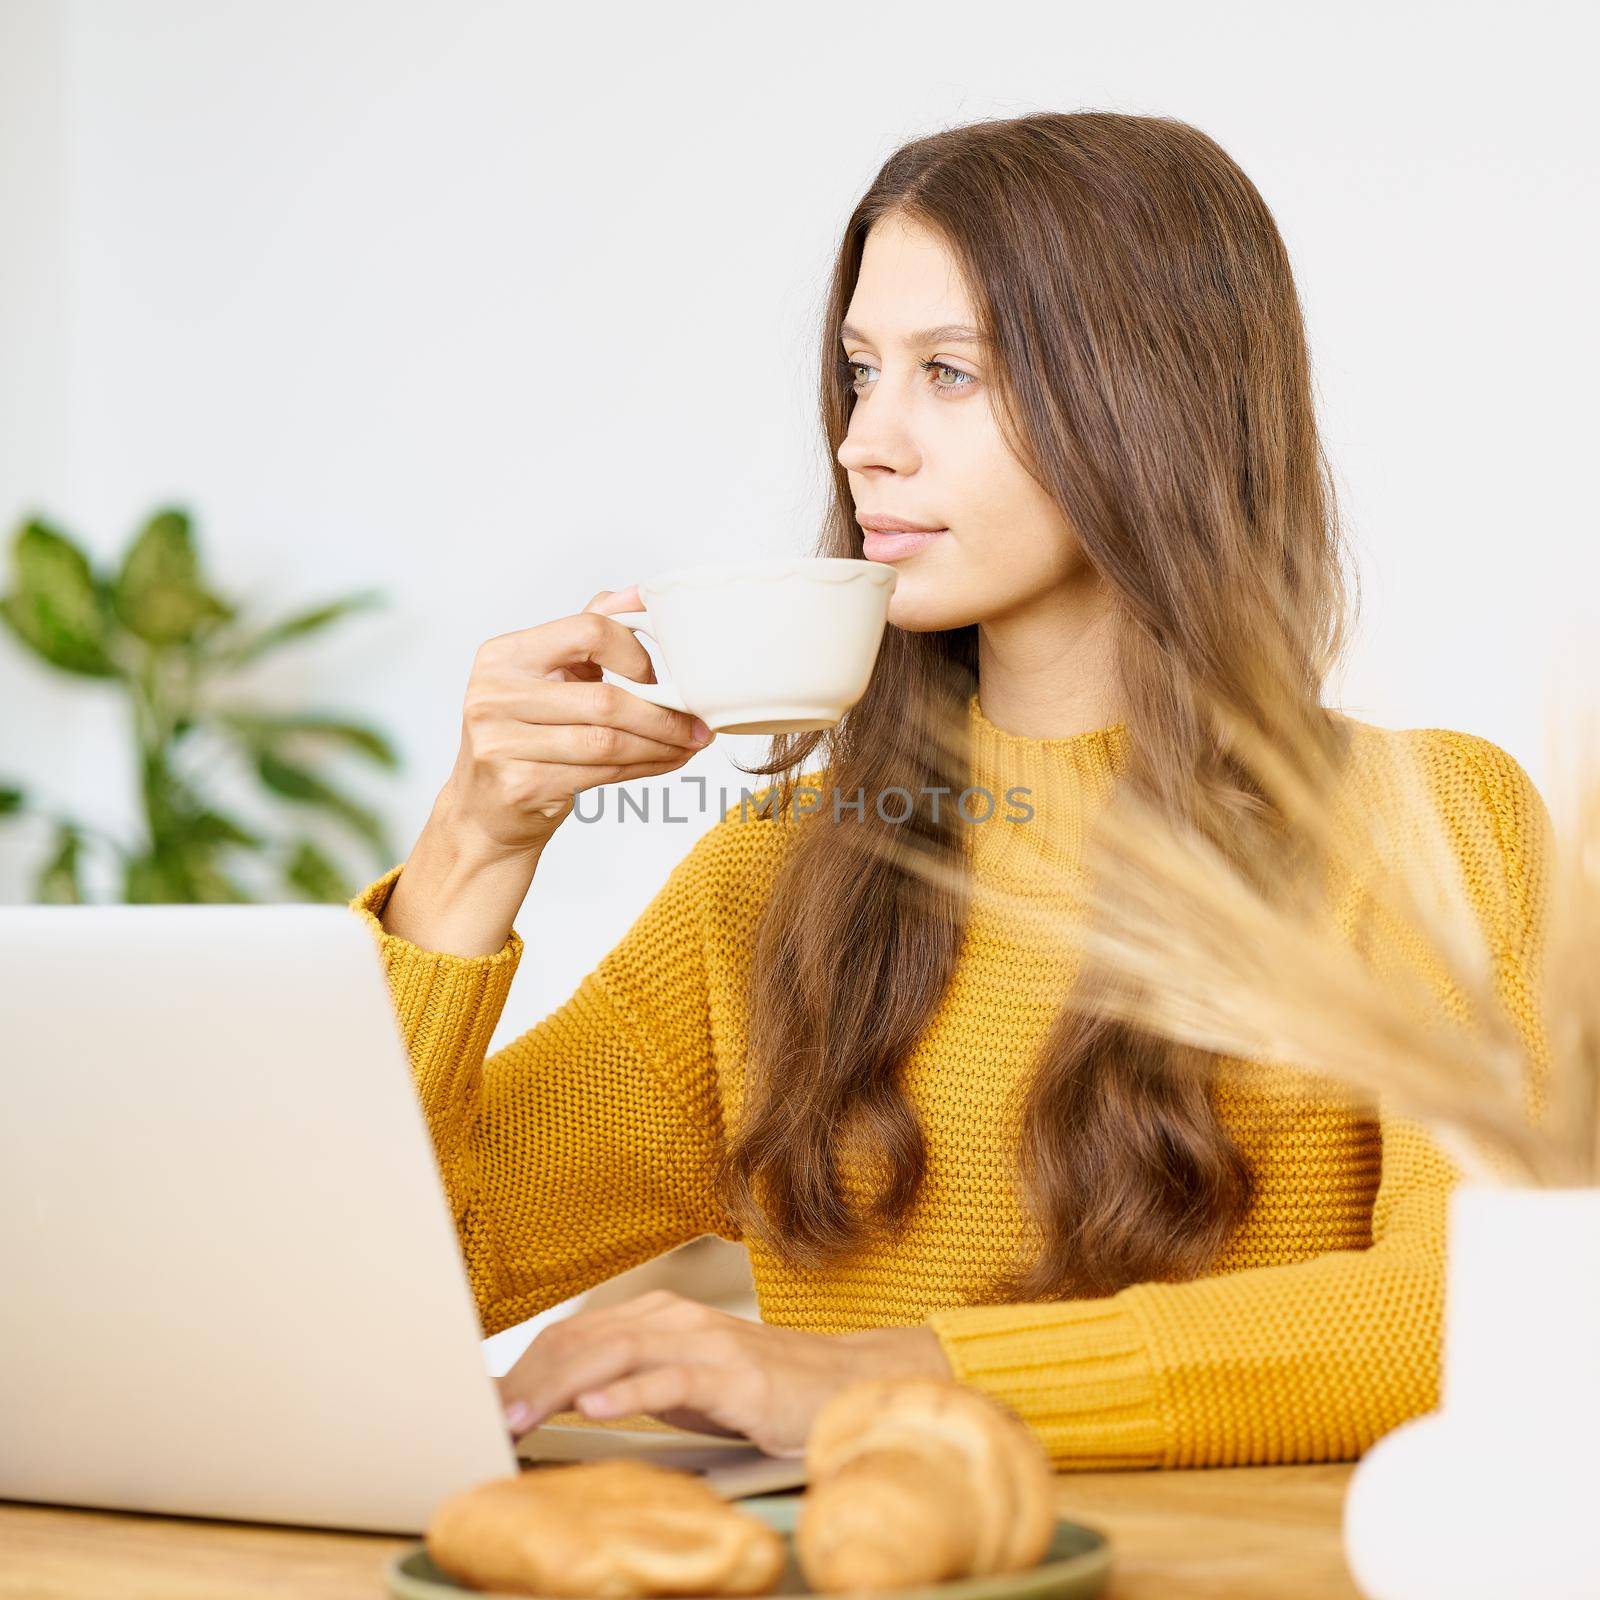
346, 864, 524, 1114
923, 1297, 1168, 1470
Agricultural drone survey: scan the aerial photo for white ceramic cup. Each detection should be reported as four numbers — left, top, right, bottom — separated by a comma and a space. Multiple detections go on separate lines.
604, 557, 898, 734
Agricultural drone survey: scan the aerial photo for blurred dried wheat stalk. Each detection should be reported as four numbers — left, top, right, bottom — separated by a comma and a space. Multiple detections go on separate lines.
854, 663, 1598, 1192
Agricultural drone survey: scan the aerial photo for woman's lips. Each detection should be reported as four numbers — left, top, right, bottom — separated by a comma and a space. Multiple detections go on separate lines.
862, 528, 948, 561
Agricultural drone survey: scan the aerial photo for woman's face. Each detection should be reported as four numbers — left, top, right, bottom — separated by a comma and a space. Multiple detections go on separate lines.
836, 212, 1093, 633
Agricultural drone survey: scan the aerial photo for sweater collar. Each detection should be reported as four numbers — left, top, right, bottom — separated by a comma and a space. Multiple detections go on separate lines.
965, 690, 1129, 780
962, 691, 1129, 891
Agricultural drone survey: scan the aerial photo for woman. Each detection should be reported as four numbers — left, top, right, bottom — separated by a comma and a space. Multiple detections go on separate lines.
350, 112, 1550, 1467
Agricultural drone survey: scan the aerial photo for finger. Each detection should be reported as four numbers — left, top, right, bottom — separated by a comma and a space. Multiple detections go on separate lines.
542, 1290, 721, 1342
512, 1326, 744, 1428
547, 610, 657, 684
480, 676, 708, 754
582, 583, 643, 613
555, 590, 641, 681
499, 1292, 718, 1407
495, 1295, 706, 1427
489, 715, 708, 765
509, 627, 704, 748
524, 1288, 690, 1331
576, 1364, 755, 1438
484, 611, 654, 687
496, 1294, 683, 1426
541, 660, 607, 684
547, 589, 624, 684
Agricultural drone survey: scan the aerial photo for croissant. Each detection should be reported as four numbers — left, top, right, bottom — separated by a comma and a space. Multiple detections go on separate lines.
425, 1457, 788, 1597
795, 1377, 1057, 1591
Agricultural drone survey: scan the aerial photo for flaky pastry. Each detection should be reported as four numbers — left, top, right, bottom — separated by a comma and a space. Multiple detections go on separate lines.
796, 1377, 1057, 1591
425, 1457, 787, 1597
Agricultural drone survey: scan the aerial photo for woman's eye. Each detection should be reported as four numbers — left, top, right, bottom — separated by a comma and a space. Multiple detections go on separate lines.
835, 357, 976, 396
920, 358, 976, 392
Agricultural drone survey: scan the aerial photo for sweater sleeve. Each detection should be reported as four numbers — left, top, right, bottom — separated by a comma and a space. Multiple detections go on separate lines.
922, 730, 1554, 1470
347, 824, 739, 1339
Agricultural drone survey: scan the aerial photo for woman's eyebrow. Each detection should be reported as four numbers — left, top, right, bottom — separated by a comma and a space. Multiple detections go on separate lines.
839, 322, 986, 346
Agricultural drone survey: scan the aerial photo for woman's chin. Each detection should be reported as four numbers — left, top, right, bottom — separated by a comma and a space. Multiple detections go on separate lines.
886, 589, 982, 635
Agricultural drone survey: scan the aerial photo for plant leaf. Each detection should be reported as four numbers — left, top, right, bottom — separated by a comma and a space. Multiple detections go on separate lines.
214, 708, 400, 769
1, 519, 119, 676
255, 750, 394, 863
124, 844, 253, 903
187, 809, 268, 850
283, 837, 354, 902
181, 847, 254, 903
0, 785, 24, 816
113, 507, 235, 645
217, 589, 388, 667
35, 823, 85, 903
124, 852, 180, 903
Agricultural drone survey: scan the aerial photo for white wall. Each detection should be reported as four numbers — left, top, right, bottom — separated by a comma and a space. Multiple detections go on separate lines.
4, 0, 1596, 1363
1, 0, 82, 864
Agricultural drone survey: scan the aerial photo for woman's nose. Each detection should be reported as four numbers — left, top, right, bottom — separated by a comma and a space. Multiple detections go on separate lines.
837, 403, 921, 477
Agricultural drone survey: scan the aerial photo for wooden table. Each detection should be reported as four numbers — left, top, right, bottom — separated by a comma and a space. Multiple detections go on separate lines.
0, 1450, 1360, 1599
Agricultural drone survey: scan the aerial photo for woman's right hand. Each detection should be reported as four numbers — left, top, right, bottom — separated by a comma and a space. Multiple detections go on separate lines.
437, 584, 714, 862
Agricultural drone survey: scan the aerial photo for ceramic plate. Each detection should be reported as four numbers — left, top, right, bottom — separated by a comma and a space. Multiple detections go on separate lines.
385, 1489, 1111, 1600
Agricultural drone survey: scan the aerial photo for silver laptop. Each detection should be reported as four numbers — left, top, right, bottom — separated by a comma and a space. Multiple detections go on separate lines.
0, 901, 802, 1535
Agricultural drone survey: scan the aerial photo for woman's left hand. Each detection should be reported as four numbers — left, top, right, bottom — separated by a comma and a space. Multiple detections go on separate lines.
496, 1288, 954, 1458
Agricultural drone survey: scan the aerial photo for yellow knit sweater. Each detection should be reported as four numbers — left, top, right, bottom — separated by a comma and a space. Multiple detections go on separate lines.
347, 692, 1552, 1471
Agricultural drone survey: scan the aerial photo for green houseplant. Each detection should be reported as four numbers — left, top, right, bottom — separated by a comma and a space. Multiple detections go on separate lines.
0, 506, 402, 904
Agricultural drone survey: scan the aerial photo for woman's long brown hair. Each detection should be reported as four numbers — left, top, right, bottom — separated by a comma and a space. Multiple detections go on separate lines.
713, 111, 1361, 1300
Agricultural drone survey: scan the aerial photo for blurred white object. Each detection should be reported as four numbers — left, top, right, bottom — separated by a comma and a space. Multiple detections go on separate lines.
1344, 1185, 1600, 1598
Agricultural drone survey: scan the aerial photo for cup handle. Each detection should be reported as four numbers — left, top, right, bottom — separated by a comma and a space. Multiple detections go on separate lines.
604, 610, 690, 714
